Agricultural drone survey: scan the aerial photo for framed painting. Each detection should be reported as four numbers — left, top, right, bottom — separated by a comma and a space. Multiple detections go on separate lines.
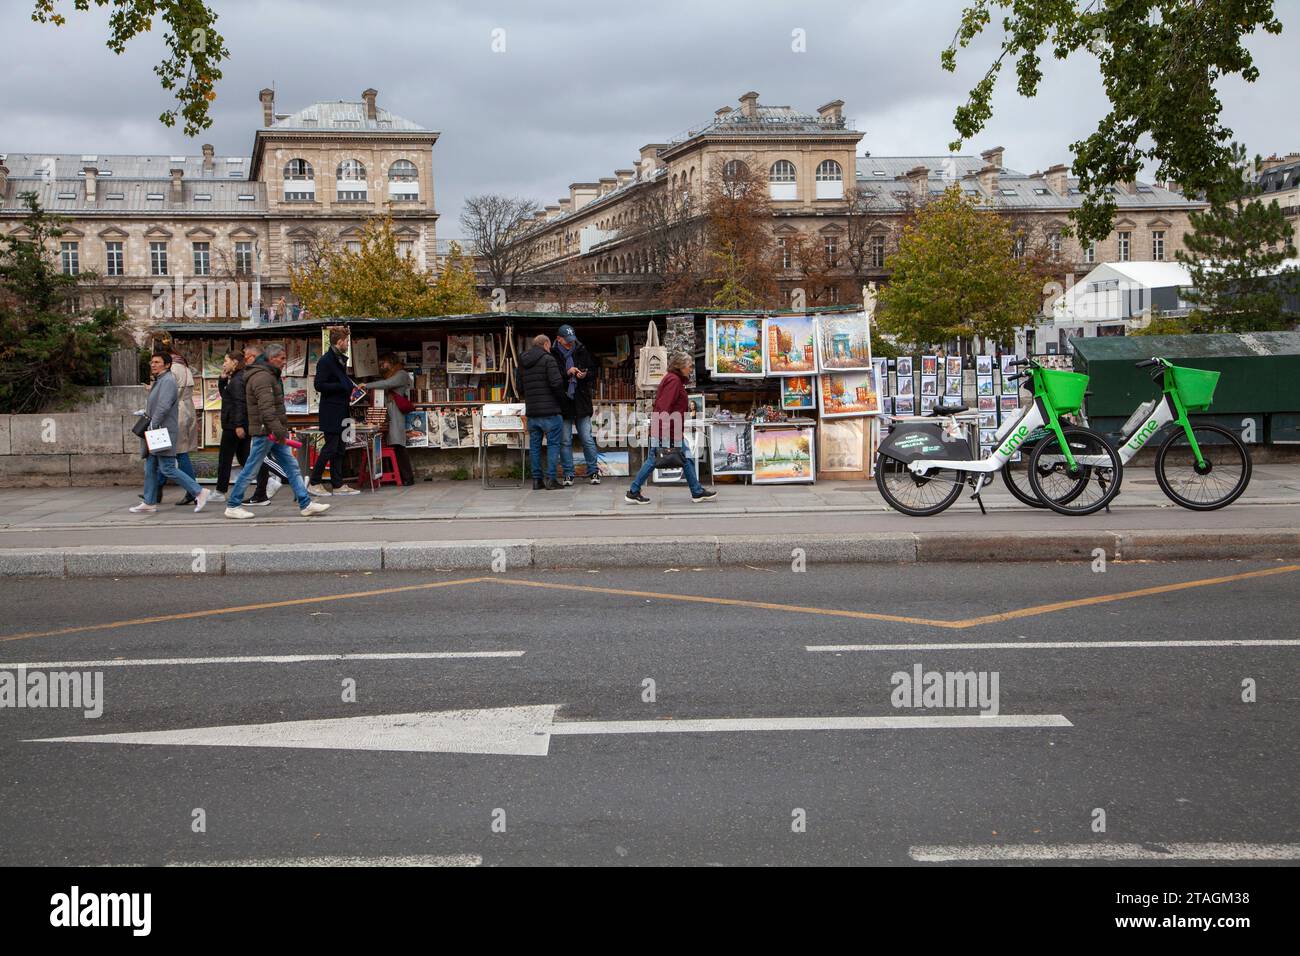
709, 421, 753, 475
780, 376, 817, 411
762, 315, 817, 376
819, 368, 881, 418
404, 411, 430, 448
752, 425, 815, 483
818, 417, 865, 473
710, 317, 764, 378
815, 312, 872, 372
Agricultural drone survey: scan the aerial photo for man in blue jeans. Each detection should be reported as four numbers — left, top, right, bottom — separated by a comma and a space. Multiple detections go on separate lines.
223, 343, 331, 519
516, 334, 566, 490
553, 324, 600, 485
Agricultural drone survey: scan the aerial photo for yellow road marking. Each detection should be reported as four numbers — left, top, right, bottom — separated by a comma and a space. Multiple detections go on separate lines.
0, 565, 1296, 646
0, 576, 491, 644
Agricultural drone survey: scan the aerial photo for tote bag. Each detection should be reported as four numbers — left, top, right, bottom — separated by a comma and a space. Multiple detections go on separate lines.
637, 320, 667, 391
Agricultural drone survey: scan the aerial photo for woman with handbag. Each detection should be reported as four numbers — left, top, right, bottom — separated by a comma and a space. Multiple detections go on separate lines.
625, 351, 716, 504
364, 353, 416, 485
129, 352, 210, 514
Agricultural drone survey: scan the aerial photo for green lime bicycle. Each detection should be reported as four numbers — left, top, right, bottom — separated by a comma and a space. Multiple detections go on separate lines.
1004, 357, 1251, 511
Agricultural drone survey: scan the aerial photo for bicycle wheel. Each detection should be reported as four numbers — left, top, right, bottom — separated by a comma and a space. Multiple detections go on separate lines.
875, 453, 965, 517
1027, 427, 1123, 516
1155, 423, 1251, 510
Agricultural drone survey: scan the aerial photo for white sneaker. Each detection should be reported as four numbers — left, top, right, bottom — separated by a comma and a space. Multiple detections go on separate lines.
128, 502, 157, 514
307, 483, 332, 497
332, 484, 361, 496
266, 475, 283, 499
207, 491, 226, 502
225, 506, 255, 520
193, 488, 211, 513
300, 501, 331, 517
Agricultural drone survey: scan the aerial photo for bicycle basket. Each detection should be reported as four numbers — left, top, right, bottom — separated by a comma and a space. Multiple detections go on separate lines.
1169, 365, 1219, 411
1038, 368, 1089, 413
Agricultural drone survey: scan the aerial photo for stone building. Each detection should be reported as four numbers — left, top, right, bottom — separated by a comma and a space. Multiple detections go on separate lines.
0, 88, 439, 336
503, 92, 1207, 311
1253, 153, 1300, 243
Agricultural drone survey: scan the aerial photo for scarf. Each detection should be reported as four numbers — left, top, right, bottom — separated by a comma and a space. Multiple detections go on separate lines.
555, 339, 578, 399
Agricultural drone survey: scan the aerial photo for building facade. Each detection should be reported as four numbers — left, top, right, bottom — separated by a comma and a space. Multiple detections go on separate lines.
504, 92, 1207, 312
0, 88, 439, 336
1253, 153, 1300, 243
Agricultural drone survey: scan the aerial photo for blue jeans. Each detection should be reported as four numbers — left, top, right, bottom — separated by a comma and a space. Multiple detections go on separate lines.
227, 436, 311, 509
529, 414, 564, 481
144, 455, 202, 504
558, 416, 599, 479
630, 441, 703, 496
157, 451, 195, 492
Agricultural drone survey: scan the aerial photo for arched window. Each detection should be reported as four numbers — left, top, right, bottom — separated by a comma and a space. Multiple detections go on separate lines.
815, 160, 843, 199
770, 160, 797, 201
721, 159, 751, 198
337, 159, 368, 201
723, 159, 749, 179
283, 159, 315, 201
387, 160, 419, 200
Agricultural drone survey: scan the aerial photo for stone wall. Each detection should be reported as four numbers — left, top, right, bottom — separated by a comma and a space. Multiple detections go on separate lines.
0, 386, 147, 488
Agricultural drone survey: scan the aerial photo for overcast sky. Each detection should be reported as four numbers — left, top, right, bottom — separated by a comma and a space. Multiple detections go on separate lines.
4, 0, 1297, 234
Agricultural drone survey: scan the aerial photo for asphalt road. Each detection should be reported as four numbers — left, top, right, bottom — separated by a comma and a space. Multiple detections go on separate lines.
0, 559, 1296, 866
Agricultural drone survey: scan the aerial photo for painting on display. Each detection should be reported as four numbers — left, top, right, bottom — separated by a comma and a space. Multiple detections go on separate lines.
422, 340, 442, 368
704, 317, 715, 371
351, 337, 379, 377
687, 394, 707, 420
752, 426, 815, 483
306, 338, 322, 376
574, 450, 629, 478
946, 356, 963, 379
709, 422, 753, 475
472, 335, 488, 374
710, 317, 764, 377
201, 340, 227, 378
202, 378, 222, 410
1000, 395, 1021, 414
896, 356, 914, 378
203, 409, 222, 447
818, 417, 865, 473
283, 377, 309, 415
976, 355, 994, 376
762, 315, 817, 376
819, 369, 881, 418
895, 395, 915, 416
814, 312, 872, 372
446, 335, 475, 374
921, 355, 938, 377
307, 379, 320, 414
285, 339, 307, 377
872, 358, 888, 396
404, 411, 430, 448
780, 376, 817, 411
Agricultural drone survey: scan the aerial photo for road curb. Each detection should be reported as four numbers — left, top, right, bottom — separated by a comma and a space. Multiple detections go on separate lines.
1, 529, 1297, 577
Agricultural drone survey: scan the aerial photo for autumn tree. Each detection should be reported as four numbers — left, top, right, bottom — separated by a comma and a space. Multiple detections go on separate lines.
1175, 144, 1300, 333
701, 157, 778, 309
877, 186, 1042, 350
944, 0, 1284, 243
290, 217, 480, 318
31, 0, 229, 135
628, 184, 705, 307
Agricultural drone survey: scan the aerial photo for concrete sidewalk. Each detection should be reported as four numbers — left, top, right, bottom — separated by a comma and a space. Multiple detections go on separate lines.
1, 464, 1299, 575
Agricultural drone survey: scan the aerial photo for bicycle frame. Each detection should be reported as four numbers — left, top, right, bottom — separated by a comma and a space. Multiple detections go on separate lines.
1110, 364, 1207, 468
907, 391, 1075, 477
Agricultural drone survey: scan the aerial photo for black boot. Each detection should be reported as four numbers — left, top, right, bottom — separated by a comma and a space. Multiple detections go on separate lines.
544, 479, 561, 490
532, 478, 545, 490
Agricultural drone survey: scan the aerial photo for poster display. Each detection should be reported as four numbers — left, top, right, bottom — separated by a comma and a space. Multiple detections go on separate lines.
404, 411, 430, 448
762, 315, 817, 376
283, 377, 309, 415
202, 378, 222, 410
351, 337, 379, 377
446, 335, 475, 374
422, 340, 442, 367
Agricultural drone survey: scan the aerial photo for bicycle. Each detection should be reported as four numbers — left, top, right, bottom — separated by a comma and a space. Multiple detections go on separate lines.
876, 358, 1123, 517
1004, 356, 1251, 511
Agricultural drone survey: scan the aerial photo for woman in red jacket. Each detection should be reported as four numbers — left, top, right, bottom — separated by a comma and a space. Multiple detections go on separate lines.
625, 352, 717, 503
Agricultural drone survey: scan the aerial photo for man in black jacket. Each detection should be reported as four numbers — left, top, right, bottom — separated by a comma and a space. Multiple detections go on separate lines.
553, 324, 599, 485
211, 350, 249, 500
307, 326, 360, 496
516, 334, 565, 490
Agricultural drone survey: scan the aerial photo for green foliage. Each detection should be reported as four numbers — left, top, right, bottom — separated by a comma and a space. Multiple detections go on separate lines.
1176, 145, 1300, 333
0, 194, 130, 412
943, 0, 1284, 242
877, 187, 1042, 349
291, 217, 482, 319
450, 467, 470, 481
31, 1, 229, 136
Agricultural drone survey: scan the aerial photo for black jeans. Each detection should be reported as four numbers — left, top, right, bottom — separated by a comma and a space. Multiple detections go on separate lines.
309, 431, 345, 488
391, 445, 415, 485
216, 428, 250, 493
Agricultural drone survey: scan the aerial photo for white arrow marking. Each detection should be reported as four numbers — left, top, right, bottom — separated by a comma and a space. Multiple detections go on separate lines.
28, 707, 1070, 757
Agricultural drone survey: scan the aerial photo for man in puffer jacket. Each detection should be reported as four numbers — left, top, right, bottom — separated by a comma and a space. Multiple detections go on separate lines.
516, 334, 566, 490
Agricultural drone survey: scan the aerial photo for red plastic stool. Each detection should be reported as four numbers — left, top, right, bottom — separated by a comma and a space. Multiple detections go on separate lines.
379, 446, 405, 486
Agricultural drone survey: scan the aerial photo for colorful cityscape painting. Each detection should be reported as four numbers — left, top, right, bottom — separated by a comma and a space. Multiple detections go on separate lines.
819, 369, 881, 418
780, 376, 817, 410
752, 426, 815, 483
710, 317, 764, 377
814, 312, 872, 372
762, 315, 817, 375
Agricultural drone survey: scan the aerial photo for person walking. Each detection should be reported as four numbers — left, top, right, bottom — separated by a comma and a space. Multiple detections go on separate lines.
553, 324, 600, 486
625, 351, 716, 504
210, 350, 249, 501
159, 351, 200, 505
517, 334, 565, 490
238, 342, 283, 506
365, 353, 415, 486
223, 343, 330, 519
129, 352, 210, 514
307, 326, 360, 496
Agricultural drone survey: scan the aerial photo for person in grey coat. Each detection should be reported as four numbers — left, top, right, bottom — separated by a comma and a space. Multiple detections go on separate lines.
129, 352, 210, 513
363, 352, 415, 484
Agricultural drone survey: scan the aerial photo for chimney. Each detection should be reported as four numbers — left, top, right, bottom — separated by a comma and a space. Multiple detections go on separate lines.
615, 168, 635, 185
1120, 180, 1139, 196
598, 176, 617, 196
170, 167, 184, 203
904, 164, 929, 200
1258, 154, 1287, 172
0, 163, 8, 199
977, 164, 999, 195
715, 106, 733, 120
83, 166, 98, 202
739, 91, 759, 119
979, 146, 1005, 169
570, 182, 599, 211
558, 198, 572, 214
817, 99, 844, 124
1044, 163, 1069, 195
259, 88, 275, 127
202, 143, 215, 175
545, 204, 560, 220
362, 88, 378, 121
638, 143, 665, 179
